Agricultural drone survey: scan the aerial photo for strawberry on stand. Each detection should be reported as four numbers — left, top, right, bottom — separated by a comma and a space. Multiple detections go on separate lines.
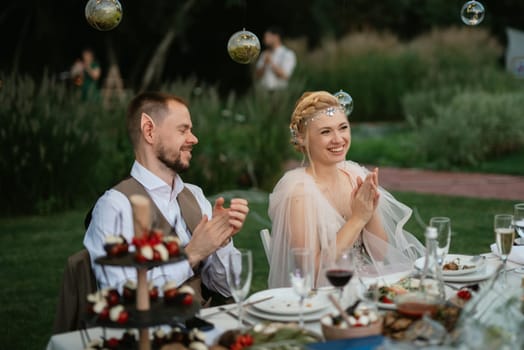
132, 230, 176, 263
86, 289, 129, 325
103, 235, 129, 257
122, 280, 136, 304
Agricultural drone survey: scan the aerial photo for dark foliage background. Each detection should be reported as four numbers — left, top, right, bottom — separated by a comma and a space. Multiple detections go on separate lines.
2, 0, 524, 92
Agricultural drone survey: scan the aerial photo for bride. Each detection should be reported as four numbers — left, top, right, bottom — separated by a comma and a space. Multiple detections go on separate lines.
268, 91, 424, 288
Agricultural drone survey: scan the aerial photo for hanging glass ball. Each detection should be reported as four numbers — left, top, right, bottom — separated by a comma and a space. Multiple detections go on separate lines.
227, 29, 261, 64
333, 90, 354, 116
460, 1, 485, 26
85, 0, 123, 31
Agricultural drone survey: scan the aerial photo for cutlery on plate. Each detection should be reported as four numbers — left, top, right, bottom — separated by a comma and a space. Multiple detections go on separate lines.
205, 296, 274, 317
219, 307, 254, 327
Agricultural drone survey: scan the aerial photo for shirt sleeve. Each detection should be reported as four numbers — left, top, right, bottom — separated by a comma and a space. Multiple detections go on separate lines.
184, 184, 237, 297
83, 189, 195, 293
280, 49, 296, 78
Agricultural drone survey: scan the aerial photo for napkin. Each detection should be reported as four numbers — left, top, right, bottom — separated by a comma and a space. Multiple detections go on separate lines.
490, 243, 524, 265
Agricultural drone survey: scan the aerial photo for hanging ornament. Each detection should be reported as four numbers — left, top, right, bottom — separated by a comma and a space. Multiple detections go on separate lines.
460, 1, 485, 26
227, 29, 261, 64
333, 90, 354, 116
85, 0, 123, 31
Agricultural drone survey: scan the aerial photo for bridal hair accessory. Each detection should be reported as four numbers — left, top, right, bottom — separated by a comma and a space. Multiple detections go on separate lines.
290, 127, 299, 145
304, 105, 346, 125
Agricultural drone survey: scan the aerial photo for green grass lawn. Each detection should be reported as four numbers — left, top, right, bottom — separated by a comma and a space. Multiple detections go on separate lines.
0, 190, 518, 349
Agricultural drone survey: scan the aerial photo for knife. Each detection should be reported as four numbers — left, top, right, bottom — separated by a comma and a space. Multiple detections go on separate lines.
220, 307, 254, 327
205, 296, 274, 318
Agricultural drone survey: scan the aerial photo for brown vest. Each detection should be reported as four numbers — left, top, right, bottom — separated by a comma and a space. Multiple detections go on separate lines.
113, 177, 209, 305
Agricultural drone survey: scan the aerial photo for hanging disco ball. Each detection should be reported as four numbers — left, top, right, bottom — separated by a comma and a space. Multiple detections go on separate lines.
333, 90, 354, 116
227, 29, 261, 64
460, 1, 485, 26
85, 0, 123, 31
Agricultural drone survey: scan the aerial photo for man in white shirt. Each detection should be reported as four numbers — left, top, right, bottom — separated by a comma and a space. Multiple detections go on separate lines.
83, 92, 249, 305
255, 26, 297, 91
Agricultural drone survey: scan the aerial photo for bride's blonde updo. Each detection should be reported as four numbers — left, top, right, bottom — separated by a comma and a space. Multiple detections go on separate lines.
289, 91, 340, 152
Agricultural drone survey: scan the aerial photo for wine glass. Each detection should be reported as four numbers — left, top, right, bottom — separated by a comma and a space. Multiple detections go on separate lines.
228, 249, 252, 329
429, 217, 451, 265
325, 249, 355, 301
514, 204, 524, 273
494, 214, 514, 285
289, 248, 313, 328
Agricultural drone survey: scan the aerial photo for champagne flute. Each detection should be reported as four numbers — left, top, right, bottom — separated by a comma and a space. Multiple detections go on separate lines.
494, 214, 514, 285
429, 217, 451, 265
289, 248, 313, 328
514, 204, 524, 273
325, 249, 355, 301
228, 249, 252, 329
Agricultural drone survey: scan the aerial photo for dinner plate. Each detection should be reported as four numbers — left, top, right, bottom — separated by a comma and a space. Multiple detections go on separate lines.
442, 262, 497, 283
248, 288, 329, 315
515, 237, 524, 245
414, 254, 485, 276
245, 304, 332, 323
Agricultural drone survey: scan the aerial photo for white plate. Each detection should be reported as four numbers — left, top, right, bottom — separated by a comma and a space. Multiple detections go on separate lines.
442, 262, 497, 282
245, 303, 332, 322
414, 254, 485, 276
248, 288, 329, 315
515, 237, 524, 245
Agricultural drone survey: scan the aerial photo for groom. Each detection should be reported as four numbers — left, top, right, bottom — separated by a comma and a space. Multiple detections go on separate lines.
83, 91, 249, 305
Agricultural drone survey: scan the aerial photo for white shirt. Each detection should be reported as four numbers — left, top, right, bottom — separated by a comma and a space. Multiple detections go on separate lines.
256, 45, 296, 90
83, 161, 236, 296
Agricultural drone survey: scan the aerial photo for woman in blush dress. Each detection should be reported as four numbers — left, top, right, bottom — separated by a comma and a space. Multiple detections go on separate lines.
268, 91, 424, 288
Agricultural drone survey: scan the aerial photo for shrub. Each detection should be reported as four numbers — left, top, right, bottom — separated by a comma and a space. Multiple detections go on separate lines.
414, 91, 524, 167
0, 73, 129, 215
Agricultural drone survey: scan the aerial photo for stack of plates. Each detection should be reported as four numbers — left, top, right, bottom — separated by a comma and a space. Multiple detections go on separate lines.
245, 288, 333, 322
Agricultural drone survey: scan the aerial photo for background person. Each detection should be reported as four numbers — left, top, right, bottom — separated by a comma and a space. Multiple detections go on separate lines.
70, 47, 101, 99
267, 91, 424, 288
254, 26, 296, 91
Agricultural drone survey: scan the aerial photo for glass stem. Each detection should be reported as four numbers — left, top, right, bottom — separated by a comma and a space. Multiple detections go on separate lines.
237, 300, 243, 329
502, 258, 507, 287
299, 296, 305, 328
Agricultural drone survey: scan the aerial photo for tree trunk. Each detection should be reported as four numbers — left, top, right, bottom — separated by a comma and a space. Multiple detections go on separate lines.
139, 0, 197, 91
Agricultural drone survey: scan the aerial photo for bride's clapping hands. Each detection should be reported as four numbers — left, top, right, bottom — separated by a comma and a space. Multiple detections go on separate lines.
351, 172, 379, 225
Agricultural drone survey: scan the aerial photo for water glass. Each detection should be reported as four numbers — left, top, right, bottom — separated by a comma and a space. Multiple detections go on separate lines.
289, 248, 313, 328
228, 249, 252, 329
429, 217, 451, 265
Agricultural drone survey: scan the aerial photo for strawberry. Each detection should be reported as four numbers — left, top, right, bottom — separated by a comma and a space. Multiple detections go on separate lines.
98, 307, 109, 320
105, 337, 120, 349
135, 251, 147, 263
107, 289, 120, 306
149, 286, 159, 301
182, 293, 193, 306
117, 310, 129, 324
457, 289, 472, 300
153, 250, 161, 261
165, 241, 179, 256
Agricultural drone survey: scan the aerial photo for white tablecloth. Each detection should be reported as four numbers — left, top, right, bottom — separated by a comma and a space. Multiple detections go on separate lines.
47, 253, 523, 350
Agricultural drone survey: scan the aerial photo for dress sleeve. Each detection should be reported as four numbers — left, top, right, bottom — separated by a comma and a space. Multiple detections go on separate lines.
268, 170, 338, 288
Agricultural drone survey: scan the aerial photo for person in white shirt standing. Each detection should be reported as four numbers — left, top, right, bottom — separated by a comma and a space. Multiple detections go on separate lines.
84, 92, 249, 306
255, 26, 297, 91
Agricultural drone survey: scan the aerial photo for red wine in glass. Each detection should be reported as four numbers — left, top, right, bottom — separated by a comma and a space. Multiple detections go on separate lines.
326, 269, 353, 299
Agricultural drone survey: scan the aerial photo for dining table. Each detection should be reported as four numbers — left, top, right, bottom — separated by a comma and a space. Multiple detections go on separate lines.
46, 252, 524, 350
